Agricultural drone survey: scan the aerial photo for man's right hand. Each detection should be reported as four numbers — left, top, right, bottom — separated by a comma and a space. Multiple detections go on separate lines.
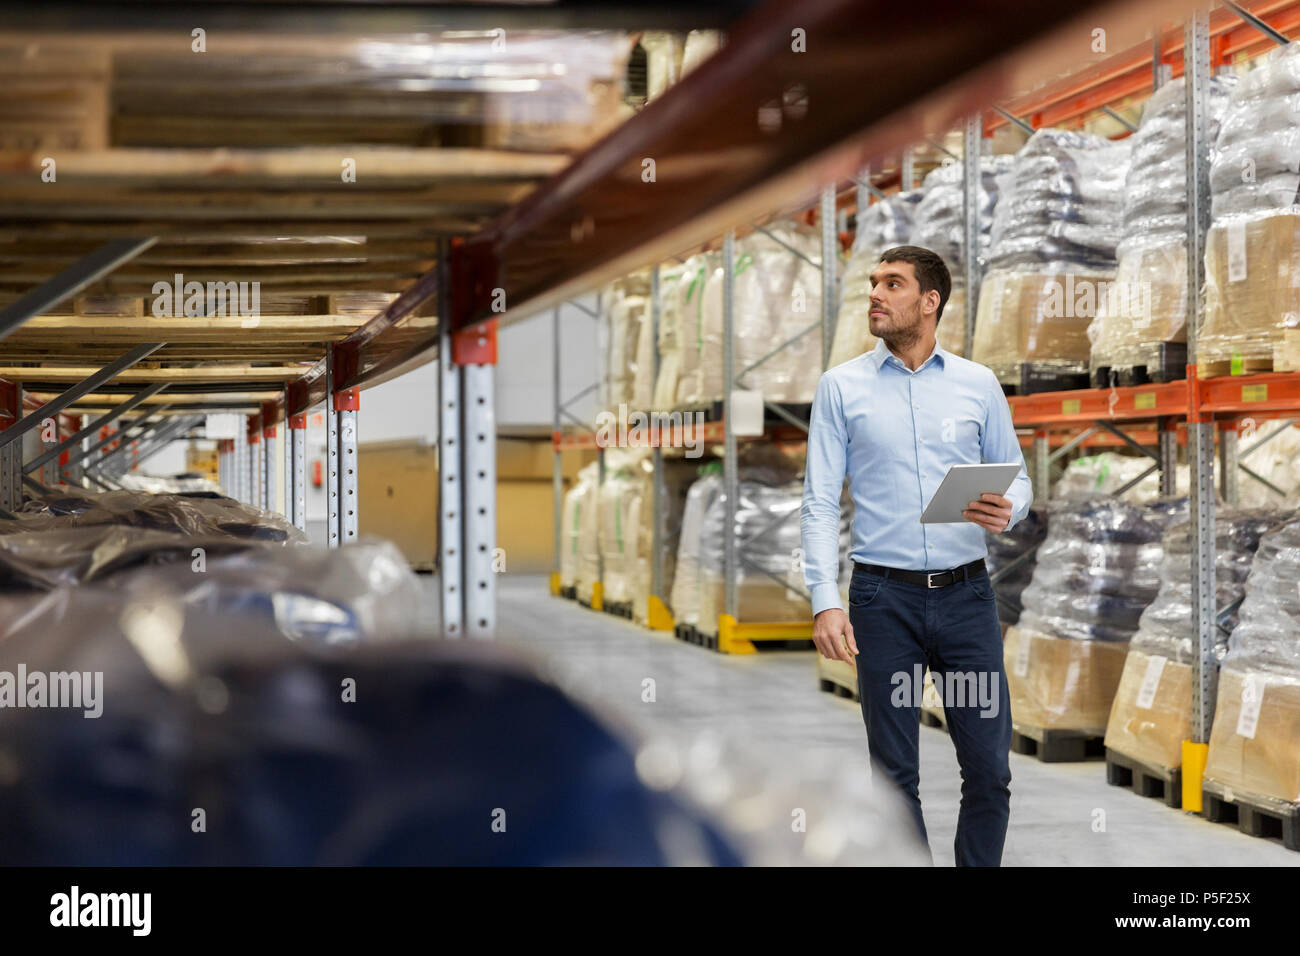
813, 608, 858, 663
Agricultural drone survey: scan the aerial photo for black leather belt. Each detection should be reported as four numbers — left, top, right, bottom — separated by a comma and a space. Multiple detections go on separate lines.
853, 558, 987, 589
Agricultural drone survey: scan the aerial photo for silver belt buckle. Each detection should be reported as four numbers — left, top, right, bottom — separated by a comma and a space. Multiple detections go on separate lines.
927, 572, 941, 589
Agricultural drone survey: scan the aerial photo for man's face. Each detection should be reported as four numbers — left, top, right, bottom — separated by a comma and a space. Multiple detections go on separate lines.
867, 261, 932, 340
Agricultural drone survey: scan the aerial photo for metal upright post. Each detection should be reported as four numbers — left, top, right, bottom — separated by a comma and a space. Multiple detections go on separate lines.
1219, 422, 1240, 507
289, 413, 307, 531
901, 147, 915, 191
461, 349, 494, 639
234, 428, 247, 503
336, 388, 359, 546
962, 115, 983, 358
722, 230, 738, 620
437, 246, 463, 636
1158, 417, 1178, 495
325, 346, 340, 547
247, 416, 262, 511
820, 184, 838, 369
1184, 10, 1218, 778
649, 266, 667, 613
1033, 430, 1050, 501
553, 306, 563, 588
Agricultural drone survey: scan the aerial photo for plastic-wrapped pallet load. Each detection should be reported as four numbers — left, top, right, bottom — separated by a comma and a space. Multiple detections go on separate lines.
1005, 496, 1186, 735
672, 251, 721, 407
984, 505, 1048, 626
560, 462, 598, 591
597, 449, 652, 611
1202, 43, 1300, 375
909, 155, 1013, 357
972, 129, 1130, 386
1204, 516, 1300, 806
1051, 450, 1221, 506
694, 447, 850, 637
1105, 510, 1283, 773
828, 189, 922, 368
676, 222, 822, 406
574, 464, 603, 605
668, 464, 723, 628
1087, 76, 1235, 379
650, 264, 687, 410
1238, 423, 1300, 509
600, 272, 650, 413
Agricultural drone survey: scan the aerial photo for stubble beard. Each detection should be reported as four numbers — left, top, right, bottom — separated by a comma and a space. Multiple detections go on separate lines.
874, 301, 925, 352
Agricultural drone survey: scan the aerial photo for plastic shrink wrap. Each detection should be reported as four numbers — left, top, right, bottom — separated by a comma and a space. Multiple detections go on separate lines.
1088, 76, 1235, 373
0, 588, 742, 864
1203, 43, 1300, 373
1005, 496, 1186, 733
828, 190, 922, 368
600, 272, 650, 413
985, 506, 1047, 626
676, 222, 822, 406
1105, 510, 1284, 771
1204, 517, 1300, 804
972, 129, 1130, 384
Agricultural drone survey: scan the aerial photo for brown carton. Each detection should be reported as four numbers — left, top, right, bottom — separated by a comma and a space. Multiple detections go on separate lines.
1004, 625, 1128, 734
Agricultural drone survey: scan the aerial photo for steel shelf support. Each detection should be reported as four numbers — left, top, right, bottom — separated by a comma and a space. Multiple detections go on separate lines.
1219, 422, 1240, 507
25, 383, 169, 475
248, 417, 262, 512
1158, 417, 1179, 495
64, 404, 170, 474
336, 391, 359, 546
289, 413, 306, 532
650, 266, 667, 607
1032, 430, 1050, 501
325, 347, 340, 546
262, 422, 276, 512
962, 115, 984, 358
552, 306, 563, 585
1185, 10, 1217, 758
722, 230, 738, 619
901, 148, 915, 192
820, 184, 838, 369
438, 249, 463, 635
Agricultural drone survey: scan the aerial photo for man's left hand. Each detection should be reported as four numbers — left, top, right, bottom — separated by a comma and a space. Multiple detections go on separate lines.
963, 493, 1012, 534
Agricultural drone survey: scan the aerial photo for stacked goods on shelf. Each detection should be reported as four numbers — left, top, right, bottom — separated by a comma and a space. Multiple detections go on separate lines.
601, 272, 651, 411
972, 129, 1130, 386
1005, 496, 1186, 735
1087, 76, 1236, 380
1238, 424, 1300, 508
985, 505, 1048, 626
676, 221, 823, 406
671, 251, 721, 407
909, 155, 1013, 357
828, 189, 922, 367
650, 263, 687, 410
1105, 510, 1283, 774
1052, 450, 1221, 505
569, 463, 603, 604
1203, 516, 1300, 807
597, 449, 652, 610
1203, 43, 1300, 376
668, 463, 723, 629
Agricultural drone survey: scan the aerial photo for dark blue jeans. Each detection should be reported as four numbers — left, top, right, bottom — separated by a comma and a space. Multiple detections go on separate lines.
847, 565, 1012, 867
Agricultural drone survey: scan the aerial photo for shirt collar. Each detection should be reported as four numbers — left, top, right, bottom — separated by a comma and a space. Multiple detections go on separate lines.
870, 338, 946, 373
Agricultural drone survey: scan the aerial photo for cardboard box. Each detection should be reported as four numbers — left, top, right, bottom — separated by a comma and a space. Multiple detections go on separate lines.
1202, 212, 1300, 367
1104, 650, 1193, 771
1003, 626, 1129, 734
697, 578, 811, 636
972, 270, 1103, 372
1204, 665, 1300, 804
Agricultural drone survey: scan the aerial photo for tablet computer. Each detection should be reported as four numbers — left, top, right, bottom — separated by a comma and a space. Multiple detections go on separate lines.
920, 463, 1022, 524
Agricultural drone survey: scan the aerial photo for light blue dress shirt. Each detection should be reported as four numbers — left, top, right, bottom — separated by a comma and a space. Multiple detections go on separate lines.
800, 338, 1033, 615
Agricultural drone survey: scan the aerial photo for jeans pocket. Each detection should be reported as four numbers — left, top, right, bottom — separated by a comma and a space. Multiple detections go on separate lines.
848, 575, 885, 609
969, 575, 996, 602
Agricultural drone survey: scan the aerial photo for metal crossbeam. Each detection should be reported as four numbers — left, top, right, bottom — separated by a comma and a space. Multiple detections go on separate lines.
1239, 463, 1286, 498
737, 319, 821, 382
1048, 426, 1098, 463
0, 238, 156, 342
24, 383, 169, 474
1100, 105, 1138, 132
64, 405, 169, 472
752, 224, 820, 270
1223, 0, 1289, 45
992, 105, 1035, 135
1239, 419, 1295, 461
763, 400, 810, 434
1093, 419, 1160, 461
0, 343, 164, 448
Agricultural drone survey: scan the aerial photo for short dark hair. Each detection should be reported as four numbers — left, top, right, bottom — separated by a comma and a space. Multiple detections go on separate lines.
876, 245, 952, 322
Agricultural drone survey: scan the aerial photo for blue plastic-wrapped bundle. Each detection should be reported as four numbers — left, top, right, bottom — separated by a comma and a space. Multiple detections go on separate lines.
985, 505, 1047, 626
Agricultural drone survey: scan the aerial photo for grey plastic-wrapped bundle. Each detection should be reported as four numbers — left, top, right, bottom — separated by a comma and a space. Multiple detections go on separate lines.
973, 129, 1130, 380
1222, 516, 1300, 674
1017, 496, 1187, 644
1129, 510, 1284, 664
668, 468, 723, 627
912, 155, 1013, 273
984, 505, 1047, 625
1200, 44, 1300, 373
1088, 75, 1236, 372
828, 189, 923, 367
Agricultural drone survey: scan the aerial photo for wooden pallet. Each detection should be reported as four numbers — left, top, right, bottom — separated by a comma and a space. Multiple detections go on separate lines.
1104, 748, 1182, 809
818, 676, 858, 700
1010, 724, 1105, 762
1201, 778, 1300, 852
1091, 341, 1187, 389
602, 600, 635, 620
1197, 356, 1274, 379
673, 622, 718, 651
559, 586, 577, 601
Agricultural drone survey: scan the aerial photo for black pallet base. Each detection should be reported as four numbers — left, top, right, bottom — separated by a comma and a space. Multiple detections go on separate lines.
1091, 342, 1188, 389
559, 586, 577, 601
1010, 725, 1105, 762
1001, 364, 1092, 397
1201, 781, 1300, 852
1105, 748, 1182, 809
603, 600, 635, 621
673, 622, 718, 651
818, 677, 857, 701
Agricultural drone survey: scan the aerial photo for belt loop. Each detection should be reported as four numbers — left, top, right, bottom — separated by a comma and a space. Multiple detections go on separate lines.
882, 567, 891, 581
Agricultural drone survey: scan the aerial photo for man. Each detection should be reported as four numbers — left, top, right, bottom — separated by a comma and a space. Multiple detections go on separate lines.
800, 245, 1032, 867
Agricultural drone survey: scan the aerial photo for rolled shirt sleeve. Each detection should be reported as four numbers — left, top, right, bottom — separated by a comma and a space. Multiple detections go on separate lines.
982, 371, 1033, 531
801, 372, 849, 615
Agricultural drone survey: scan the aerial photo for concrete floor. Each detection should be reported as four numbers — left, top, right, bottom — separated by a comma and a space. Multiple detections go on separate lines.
455, 573, 1299, 866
